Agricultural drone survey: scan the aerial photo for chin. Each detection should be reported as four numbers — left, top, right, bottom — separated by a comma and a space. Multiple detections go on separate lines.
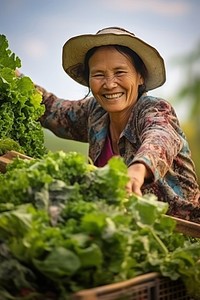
106, 108, 124, 114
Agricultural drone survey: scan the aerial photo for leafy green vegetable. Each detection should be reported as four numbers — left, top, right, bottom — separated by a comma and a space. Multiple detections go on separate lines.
0, 151, 199, 299
33, 247, 81, 279
0, 35, 21, 69
0, 34, 46, 157
0, 138, 23, 155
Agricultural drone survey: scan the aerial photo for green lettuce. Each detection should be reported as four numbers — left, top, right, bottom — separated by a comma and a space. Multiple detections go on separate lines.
0, 34, 46, 157
0, 152, 199, 299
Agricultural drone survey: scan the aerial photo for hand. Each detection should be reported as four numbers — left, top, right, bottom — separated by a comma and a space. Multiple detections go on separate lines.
126, 163, 152, 196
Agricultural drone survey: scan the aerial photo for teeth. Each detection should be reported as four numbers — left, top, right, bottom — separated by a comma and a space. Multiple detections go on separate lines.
104, 93, 122, 99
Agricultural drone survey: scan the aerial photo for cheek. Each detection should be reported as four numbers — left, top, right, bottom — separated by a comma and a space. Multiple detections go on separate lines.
89, 79, 100, 94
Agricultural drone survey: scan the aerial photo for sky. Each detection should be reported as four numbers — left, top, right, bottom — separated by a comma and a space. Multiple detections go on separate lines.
0, 0, 200, 121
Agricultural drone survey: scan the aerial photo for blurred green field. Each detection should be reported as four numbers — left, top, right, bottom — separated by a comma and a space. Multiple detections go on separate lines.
43, 129, 89, 157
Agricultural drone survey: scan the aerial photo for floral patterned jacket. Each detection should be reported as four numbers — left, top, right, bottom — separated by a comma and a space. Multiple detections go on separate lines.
38, 87, 200, 223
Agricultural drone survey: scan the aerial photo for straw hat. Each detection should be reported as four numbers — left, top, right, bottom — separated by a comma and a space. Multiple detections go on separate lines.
62, 27, 166, 91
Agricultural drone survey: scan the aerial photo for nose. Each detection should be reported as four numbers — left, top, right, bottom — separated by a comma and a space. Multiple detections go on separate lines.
103, 75, 117, 88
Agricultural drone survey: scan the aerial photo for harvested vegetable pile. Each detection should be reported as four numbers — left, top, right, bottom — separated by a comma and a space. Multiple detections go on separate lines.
0, 151, 200, 300
0, 34, 46, 157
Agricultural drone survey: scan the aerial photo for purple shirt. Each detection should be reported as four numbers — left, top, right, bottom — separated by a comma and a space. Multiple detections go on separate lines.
95, 134, 115, 167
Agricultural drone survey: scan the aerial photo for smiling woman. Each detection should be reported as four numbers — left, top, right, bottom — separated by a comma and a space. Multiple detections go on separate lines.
21, 26, 200, 223
88, 46, 144, 114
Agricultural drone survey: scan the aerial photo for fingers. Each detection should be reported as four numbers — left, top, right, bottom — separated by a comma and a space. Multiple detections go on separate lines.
127, 163, 148, 196
126, 178, 143, 196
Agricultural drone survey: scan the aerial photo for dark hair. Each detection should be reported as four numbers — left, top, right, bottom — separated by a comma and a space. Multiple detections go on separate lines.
83, 45, 148, 98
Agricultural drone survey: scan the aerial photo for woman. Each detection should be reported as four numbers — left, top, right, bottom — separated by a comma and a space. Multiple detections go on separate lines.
37, 27, 200, 222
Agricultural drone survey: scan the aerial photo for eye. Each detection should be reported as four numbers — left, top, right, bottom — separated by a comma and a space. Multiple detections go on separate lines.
91, 73, 104, 78
115, 70, 126, 76
94, 74, 104, 78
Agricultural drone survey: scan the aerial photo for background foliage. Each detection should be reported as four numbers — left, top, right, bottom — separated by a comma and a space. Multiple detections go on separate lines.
173, 42, 200, 182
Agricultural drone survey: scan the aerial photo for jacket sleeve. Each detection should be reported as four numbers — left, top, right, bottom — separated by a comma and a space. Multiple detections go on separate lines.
36, 85, 91, 142
132, 98, 184, 181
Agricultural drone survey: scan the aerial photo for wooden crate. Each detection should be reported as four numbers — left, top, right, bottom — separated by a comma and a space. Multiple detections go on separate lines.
170, 215, 200, 238
0, 150, 32, 173
71, 272, 193, 300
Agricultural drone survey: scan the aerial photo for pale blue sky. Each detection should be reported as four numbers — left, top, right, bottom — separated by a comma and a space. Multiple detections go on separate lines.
1, 0, 200, 120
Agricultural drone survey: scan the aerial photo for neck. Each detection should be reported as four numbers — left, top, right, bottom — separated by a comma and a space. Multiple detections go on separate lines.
109, 109, 131, 138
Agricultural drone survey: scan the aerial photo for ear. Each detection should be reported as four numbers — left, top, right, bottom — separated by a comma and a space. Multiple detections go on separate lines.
138, 74, 144, 85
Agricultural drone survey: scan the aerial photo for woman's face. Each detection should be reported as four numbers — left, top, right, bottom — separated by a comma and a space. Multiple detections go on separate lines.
88, 46, 144, 113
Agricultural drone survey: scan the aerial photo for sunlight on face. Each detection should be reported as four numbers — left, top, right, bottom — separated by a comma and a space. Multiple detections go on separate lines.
89, 46, 144, 114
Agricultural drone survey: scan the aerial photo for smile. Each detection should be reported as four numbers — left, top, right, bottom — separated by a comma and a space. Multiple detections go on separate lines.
104, 93, 123, 99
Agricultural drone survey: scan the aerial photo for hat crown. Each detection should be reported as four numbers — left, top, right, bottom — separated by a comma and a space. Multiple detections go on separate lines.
62, 27, 166, 91
96, 27, 135, 37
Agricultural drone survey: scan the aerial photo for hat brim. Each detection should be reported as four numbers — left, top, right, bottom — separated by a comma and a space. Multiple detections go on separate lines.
62, 32, 166, 91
